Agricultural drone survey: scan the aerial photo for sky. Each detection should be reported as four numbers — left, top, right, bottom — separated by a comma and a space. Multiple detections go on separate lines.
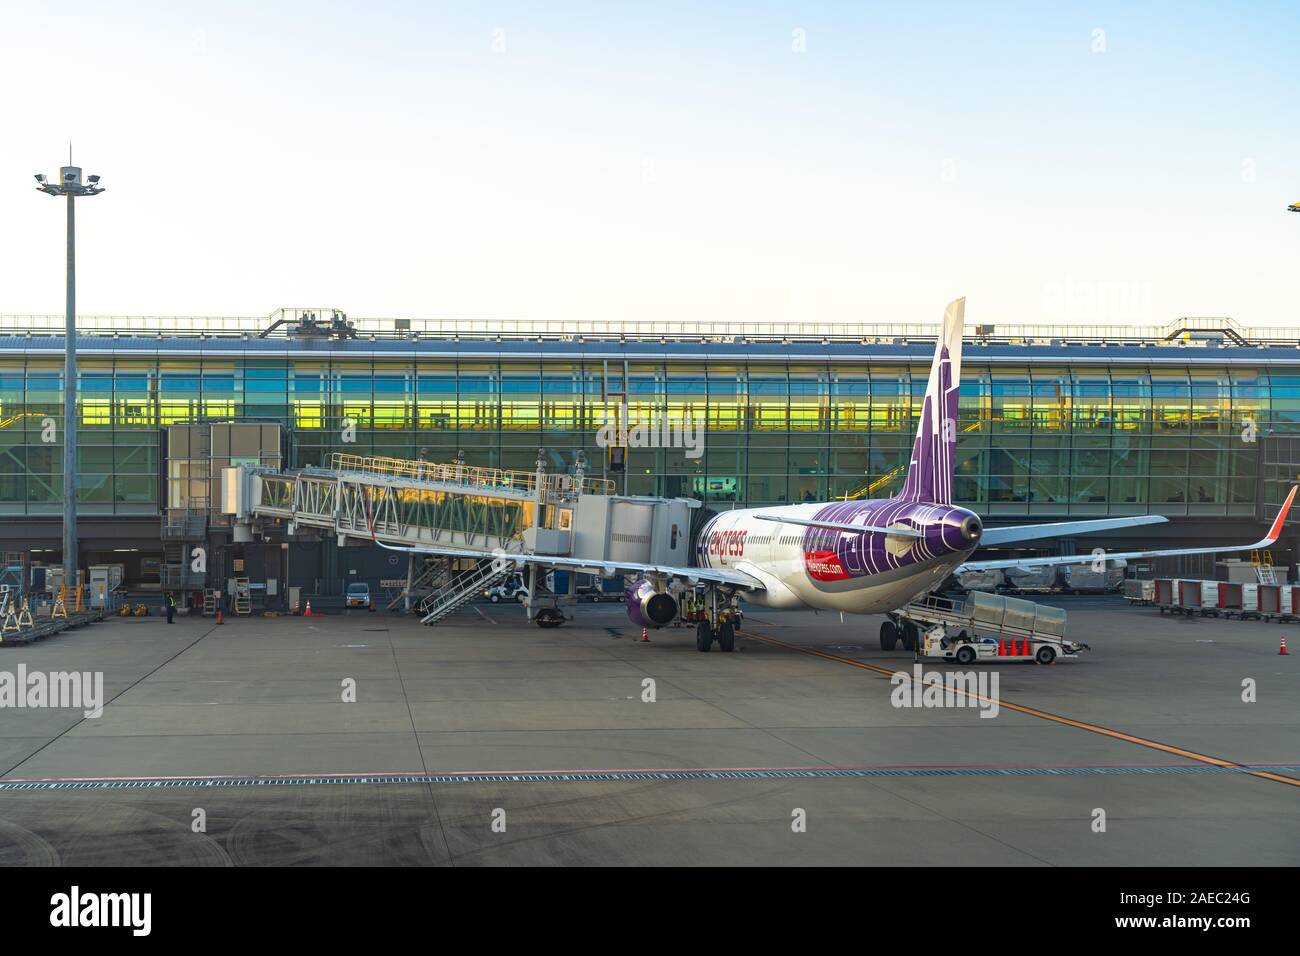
0, 1, 1296, 330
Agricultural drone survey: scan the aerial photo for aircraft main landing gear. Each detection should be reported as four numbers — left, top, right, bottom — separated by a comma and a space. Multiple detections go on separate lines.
716, 618, 735, 653
879, 620, 898, 651
695, 619, 713, 652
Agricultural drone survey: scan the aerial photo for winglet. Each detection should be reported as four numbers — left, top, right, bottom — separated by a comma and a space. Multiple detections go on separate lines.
1264, 485, 1298, 542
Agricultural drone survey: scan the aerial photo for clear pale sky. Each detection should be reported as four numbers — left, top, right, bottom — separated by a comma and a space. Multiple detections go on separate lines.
1, 1, 1296, 328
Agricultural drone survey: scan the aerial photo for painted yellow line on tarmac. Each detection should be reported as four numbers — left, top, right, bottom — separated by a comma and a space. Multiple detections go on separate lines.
738, 628, 1300, 790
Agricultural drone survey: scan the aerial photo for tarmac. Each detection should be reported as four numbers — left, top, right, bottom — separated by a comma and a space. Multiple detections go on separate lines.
0, 596, 1296, 865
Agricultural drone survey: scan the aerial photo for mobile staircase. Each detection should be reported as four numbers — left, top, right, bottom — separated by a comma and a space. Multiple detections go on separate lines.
418, 559, 514, 624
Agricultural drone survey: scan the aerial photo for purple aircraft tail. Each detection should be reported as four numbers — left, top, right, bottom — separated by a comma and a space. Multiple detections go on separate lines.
898, 297, 965, 505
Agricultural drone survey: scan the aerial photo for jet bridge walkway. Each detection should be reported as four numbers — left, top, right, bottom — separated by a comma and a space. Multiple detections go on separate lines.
237, 452, 695, 624
251, 452, 613, 553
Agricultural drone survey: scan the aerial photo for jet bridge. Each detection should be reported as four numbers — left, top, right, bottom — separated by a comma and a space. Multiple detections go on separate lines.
226, 453, 698, 620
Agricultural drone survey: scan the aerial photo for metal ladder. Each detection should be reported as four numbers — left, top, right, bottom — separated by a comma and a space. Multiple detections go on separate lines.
233, 578, 252, 615
202, 589, 220, 616
1252, 549, 1278, 585
419, 561, 511, 625
387, 558, 448, 611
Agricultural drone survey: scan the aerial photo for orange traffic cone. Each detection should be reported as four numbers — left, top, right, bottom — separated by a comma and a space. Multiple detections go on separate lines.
997, 639, 1006, 656
641, 627, 649, 643
1281, 637, 1289, 656
216, 608, 224, 625
304, 600, 313, 617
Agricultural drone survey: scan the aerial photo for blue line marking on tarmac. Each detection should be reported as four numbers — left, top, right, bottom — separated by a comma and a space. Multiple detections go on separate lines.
1, 764, 1297, 792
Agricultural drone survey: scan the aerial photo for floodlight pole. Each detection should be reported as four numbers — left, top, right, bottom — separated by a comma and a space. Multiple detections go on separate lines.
36, 163, 104, 594
64, 188, 76, 595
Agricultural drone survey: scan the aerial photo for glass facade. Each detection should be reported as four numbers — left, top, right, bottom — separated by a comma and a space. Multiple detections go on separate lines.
0, 350, 1295, 518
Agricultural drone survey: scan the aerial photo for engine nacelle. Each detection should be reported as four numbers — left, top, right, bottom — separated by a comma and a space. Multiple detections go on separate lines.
625, 578, 677, 629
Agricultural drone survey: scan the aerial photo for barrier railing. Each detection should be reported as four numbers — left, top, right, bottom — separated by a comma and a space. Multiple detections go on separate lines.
328, 453, 615, 497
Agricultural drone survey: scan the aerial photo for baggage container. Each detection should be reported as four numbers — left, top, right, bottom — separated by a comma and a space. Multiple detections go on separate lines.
956, 569, 1004, 592
1004, 566, 1057, 592
1199, 580, 1222, 616
1062, 564, 1124, 592
1258, 583, 1284, 620
1226, 582, 1262, 620
1176, 578, 1203, 614
1154, 578, 1177, 612
1285, 585, 1300, 623
1217, 582, 1244, 616
1124, 579, 1155, 604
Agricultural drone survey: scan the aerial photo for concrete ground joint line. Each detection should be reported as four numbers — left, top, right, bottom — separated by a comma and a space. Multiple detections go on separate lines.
380, 620, 455, 866
595, 627, 839, 773
0, 622, 223, 779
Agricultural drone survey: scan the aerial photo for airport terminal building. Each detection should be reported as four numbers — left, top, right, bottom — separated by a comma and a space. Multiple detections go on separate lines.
1, 309, 1298, 593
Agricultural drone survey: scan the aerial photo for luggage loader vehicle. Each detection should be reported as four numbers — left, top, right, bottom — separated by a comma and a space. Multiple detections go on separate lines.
883, 590, 1088, 665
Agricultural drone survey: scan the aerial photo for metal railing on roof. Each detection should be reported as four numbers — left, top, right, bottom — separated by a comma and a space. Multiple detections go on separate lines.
0, 309, 1295, 347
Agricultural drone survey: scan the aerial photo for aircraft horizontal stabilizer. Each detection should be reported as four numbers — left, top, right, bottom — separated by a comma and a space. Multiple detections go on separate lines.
752, 515, 925, 538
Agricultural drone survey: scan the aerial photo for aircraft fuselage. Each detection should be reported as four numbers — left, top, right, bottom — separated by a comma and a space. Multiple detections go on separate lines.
695, 498, 982, 614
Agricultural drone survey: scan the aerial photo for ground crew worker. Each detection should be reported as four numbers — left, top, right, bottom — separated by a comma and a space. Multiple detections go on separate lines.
166, 592, 176, 624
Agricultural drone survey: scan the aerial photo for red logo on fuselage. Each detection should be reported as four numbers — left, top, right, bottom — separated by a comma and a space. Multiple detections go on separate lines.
706, 529, 747, 562
804, 549, 850, 582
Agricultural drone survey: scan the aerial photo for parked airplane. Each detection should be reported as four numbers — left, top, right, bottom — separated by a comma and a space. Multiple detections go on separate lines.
369, 297, 1297, 651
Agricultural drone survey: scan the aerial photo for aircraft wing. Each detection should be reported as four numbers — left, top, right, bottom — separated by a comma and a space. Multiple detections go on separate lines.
958, 486, 1297, 572
978, 515, 1168, 546
370, 539, 766, 590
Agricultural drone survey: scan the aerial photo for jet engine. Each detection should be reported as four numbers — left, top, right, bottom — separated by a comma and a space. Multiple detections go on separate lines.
625, 578, 677, 629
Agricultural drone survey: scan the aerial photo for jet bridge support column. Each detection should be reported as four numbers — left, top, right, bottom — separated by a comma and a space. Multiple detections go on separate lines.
526, 563, 540, 622
404, 553, 415, 612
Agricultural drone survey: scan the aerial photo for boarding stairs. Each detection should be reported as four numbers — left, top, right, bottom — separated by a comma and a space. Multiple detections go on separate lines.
419, 560, 512, 625
387, 558, 449, 611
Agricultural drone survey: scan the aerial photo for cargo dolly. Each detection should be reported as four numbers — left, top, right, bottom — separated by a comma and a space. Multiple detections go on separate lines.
882, 591, 1088, 665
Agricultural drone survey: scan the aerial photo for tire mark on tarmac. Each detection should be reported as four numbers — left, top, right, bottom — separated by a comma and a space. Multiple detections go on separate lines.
738, 627, 1300, 790
566, 618, 1051, 864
